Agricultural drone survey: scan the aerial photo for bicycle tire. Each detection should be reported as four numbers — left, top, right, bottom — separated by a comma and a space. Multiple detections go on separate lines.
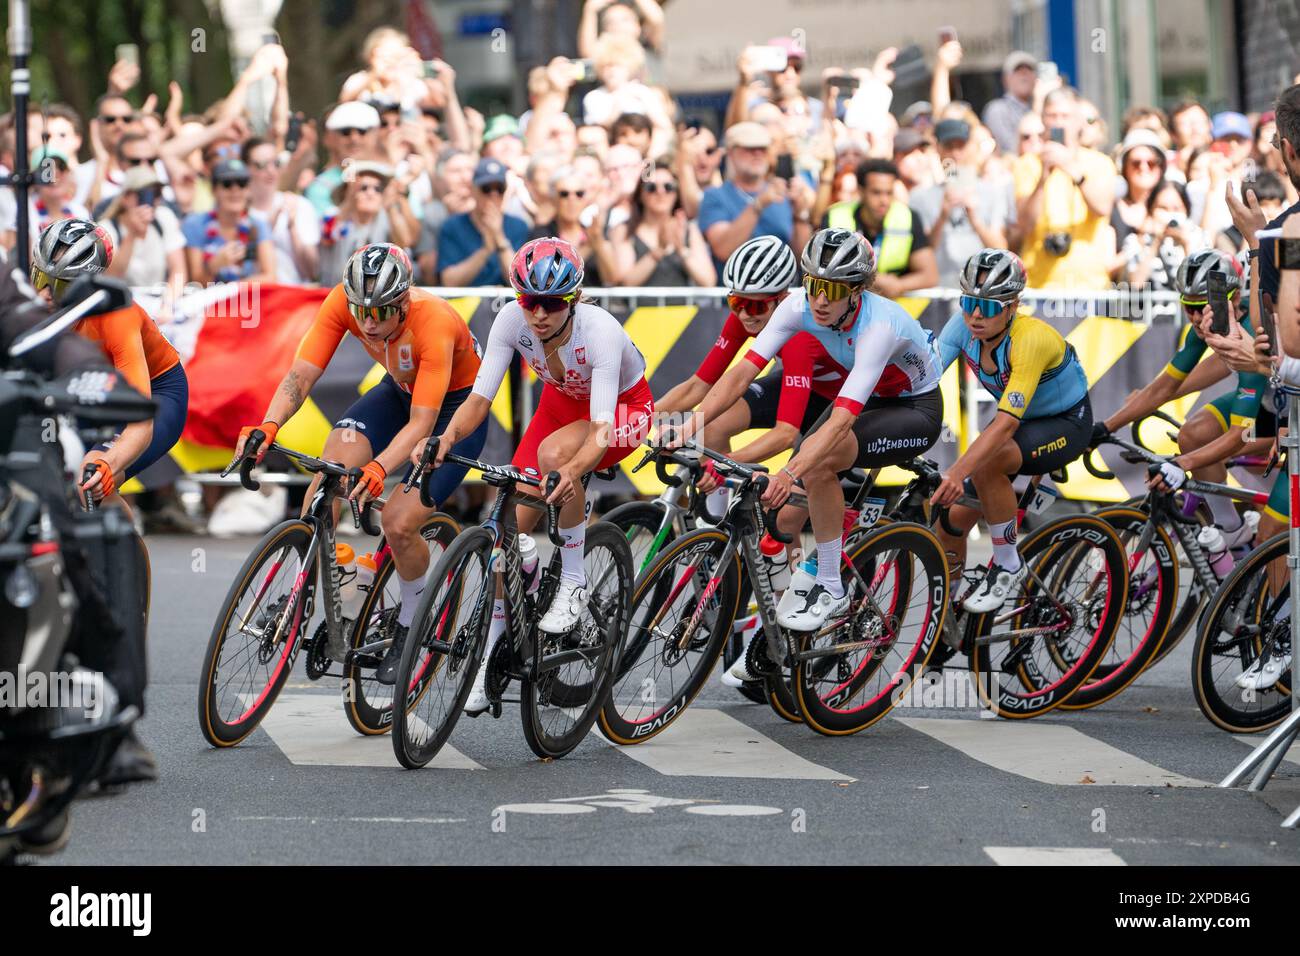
1147, 494, 1213, 666
391, 526, 494, 769
598, 527, 742, 744
967, 513, 1127, 719
343, 513, 461, 736
1192, 531, 1294, 733
521, 522, 633, 758
796, 522, 948, 735
197, 520, 315, 747
1059, 507, 1178, 710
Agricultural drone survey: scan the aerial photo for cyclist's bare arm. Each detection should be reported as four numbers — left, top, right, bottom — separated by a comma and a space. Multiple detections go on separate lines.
730, 420, 798, 464
235, 358, 324, 458
421, 393, 491, 467
655, 374, 710, 417
1176, 422, 1250, 473
1173, 352, 1231, 398
676, 360, 762, 442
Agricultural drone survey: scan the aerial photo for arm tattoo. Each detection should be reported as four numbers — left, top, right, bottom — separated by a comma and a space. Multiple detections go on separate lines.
283, 369, 305, 407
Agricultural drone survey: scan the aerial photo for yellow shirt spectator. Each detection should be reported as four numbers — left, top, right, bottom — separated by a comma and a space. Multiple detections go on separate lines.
1013, 148, 1117, 290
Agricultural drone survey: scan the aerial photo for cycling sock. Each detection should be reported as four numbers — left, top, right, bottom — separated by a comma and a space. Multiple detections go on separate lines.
815, 538, 845, 599
559, 522, 586, 585
989, 519, 1022, 571
706, 487, 728, 518
485, 598, 506, 652
396, 574, 425, 628
1206, 494, 1243, 533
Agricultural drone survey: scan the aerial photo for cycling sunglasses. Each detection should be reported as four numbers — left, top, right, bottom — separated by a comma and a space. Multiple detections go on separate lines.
803, 275, 857, 302
1180, 289, 1237, 312
959, 294, 1009, 318
727, 292, 781, 316
517, 291, 578, 313
30, 266, 71, 301
348, 302, 403, 323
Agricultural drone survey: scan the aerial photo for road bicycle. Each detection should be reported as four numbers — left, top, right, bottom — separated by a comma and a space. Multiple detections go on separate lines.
390, 441, 633, 767
197, 430, 458, 747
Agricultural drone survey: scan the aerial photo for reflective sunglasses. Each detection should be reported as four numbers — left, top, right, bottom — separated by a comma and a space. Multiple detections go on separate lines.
643, 181, 677, 194
30, 266, 71, 300
348, 302, 403, 323
727, 292, 780, 316
959, 294, 1009, 317
517, 291, 577, 313
1180, 289, 1237, 313
803, 275, 856, 302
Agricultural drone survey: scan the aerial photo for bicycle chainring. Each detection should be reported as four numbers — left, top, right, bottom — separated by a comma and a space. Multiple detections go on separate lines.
305, 619, 331, 680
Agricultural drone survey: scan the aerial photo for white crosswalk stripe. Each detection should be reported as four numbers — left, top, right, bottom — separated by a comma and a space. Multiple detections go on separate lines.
984, 847, 1127, 866
258, 693, 484, 769
894, 717, 1209, 787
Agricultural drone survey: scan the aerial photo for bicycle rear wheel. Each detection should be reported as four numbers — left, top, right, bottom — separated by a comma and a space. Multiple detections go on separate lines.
1147, 494, 1212, 666
391, 527, 494, 769
968, 513, 1127, 719
521, 522, 633, 758
1060, 507, 1177, 710
598, 528, 742, 744
795, 522, 947, 735
1192, 531, 1293, 733
197, 520, 315, 747
343, 513, 461, 735
603, 499, 679, 580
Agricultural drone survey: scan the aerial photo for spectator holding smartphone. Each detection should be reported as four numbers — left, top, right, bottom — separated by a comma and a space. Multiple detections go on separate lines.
99, 165, 186, 299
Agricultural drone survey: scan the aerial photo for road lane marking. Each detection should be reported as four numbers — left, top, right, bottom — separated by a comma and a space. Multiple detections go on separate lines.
596, 708, 853, 780
895, 717, 1208, 787
984, 847, 1126, 866
235, 815, 467, 825
258, 693, 483, 770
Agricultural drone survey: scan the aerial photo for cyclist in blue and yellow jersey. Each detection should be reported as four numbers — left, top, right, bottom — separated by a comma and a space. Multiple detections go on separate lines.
931, 248, 1092, 612
1092, 249, 1265, 550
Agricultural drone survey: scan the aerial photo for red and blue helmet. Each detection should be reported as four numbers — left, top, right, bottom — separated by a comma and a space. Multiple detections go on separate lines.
510, 237, 584, 297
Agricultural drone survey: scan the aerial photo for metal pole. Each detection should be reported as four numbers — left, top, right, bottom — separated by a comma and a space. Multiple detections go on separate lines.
8, 0, 32, 273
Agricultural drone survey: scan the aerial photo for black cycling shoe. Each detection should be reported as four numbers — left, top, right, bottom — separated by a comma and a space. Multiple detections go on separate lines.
375, 624, 409, 685
98, 729, 158, 786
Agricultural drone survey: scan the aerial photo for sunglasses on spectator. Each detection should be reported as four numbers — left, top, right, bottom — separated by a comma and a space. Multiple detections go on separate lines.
134, 187, 160, 205
335, 127, 368, 138
349, 303, 402, 324
478, 182, 506, 195
643, 181, 677, 194
354, 182, 384, 194
803, 275, 857, 302
517, 291, 577, 313
727, 292, 781, 316
124, 155, 158, 167
214, 178, 250, 189
1126, 158, 1160, 170
960, 294, 1010, 317
558, 189, 586, 199
99, 113, 134, 125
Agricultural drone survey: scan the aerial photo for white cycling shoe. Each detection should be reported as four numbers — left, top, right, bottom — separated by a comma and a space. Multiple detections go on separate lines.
777, 583, 850, 632
539, 579, 588, 634
1235, 650, 1293, 691
962, 562, 1027, 614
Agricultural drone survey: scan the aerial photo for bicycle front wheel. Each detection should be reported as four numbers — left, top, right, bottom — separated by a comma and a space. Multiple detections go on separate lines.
391, 527, 494, 769
603, 499, 680, 580
521, 522, 633, 758
1192, 531, 1293, 733
968, 513, 1128, 719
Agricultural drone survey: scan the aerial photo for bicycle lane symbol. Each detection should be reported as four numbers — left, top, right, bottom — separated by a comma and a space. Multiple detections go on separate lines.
494, 788, 784, 817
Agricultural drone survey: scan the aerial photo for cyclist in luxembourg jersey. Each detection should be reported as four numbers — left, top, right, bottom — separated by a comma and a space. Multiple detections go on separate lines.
1092, 249, 1265, 551
31, 219, 189, 517
234, 243, 488, 683
683, 229, 944, 634
931, 248, 1092, 612
416, 237, 653, 712
655, 235, 846, 519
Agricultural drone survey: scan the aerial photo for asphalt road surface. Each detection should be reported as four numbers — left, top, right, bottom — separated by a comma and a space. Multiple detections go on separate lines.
37, 533, 1300, 866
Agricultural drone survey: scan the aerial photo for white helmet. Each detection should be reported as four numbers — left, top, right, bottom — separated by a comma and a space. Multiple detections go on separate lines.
723, 236, 798, 295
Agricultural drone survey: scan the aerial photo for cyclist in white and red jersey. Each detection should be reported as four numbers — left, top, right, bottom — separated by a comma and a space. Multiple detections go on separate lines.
656, 236, 848, 518
677, 228, 944, 634
417, 237, 653, 711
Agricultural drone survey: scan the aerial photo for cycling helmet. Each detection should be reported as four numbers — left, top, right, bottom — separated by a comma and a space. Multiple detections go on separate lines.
510, 237, 584, 296
343, 243, 413, 308
1175, 248, 1241, 298
33, 218, 113, 279
800, 228, 875, 288
959, 248, 1027, 301
723, 235, 798, 294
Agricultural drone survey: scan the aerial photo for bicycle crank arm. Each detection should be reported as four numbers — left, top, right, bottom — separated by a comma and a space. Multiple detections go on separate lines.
794, 638, 890, 662
530, 644, 604, 673
972, 623, 1069, 646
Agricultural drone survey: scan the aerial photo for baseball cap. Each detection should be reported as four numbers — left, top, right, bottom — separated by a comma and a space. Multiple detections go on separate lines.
1118, 128, 1167, 167
1003, 51, 1037, 74
767, 36, 807, 62
472, 157, 509, 188
901, 101, 934, 128
121, 165, 163, 192
725, 121, 772, 150
212, 159, 251, 183
325, 101, 381, 132
934, 119, 971, 145
1212, 111, 1251, 141
893, 128, 928, 156
483, 114, 521, 145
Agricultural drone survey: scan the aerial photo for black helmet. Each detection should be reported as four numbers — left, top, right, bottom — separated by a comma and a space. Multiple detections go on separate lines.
343, 243, 413, 309
801, 228, 875, 288
959, 248, 1027, 301
1175, 248, 1241, 299
33, 218, 113, 279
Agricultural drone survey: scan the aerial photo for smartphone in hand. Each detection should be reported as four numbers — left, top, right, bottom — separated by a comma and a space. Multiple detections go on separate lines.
1208, 272, 1231, 337
774, 153, 795, 181
1048, 127, 1066, 145
1260, 292, 1280, 359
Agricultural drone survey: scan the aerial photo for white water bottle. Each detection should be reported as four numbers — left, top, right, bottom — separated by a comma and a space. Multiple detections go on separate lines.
759, 533, 790, 592
518, 533, 540, 595
1197, 525, 1235, 579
